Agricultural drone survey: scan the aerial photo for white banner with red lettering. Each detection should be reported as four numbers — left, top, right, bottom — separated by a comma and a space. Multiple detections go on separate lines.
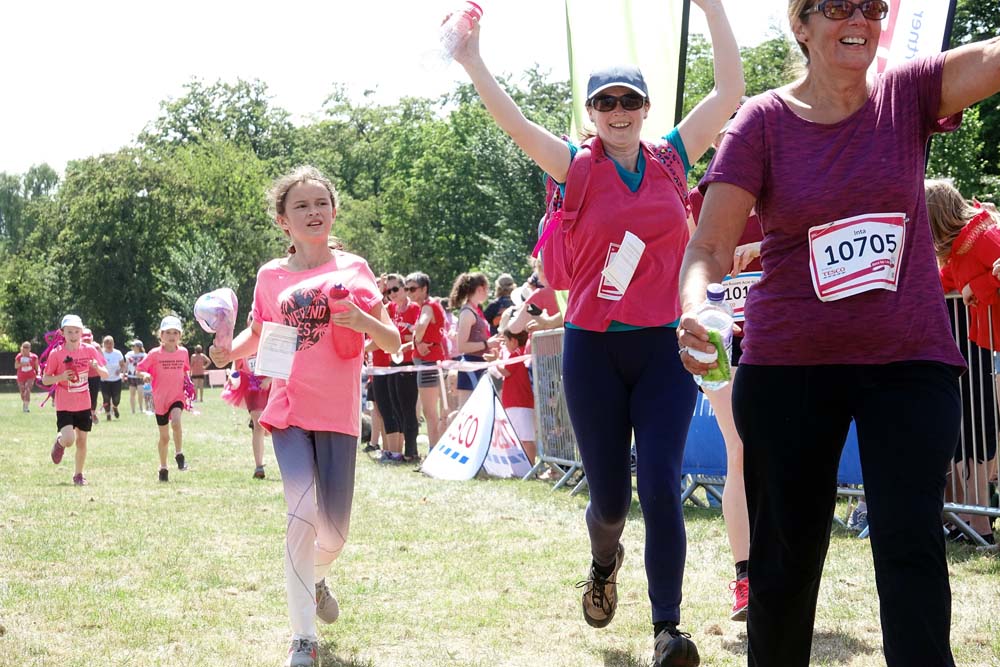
873, 0, 955, 75
421, 377, 532, 481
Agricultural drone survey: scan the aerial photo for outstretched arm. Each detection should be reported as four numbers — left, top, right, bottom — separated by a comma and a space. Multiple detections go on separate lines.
676, 0, 745, 164
455, 23, 573, 182
940, 36, 1000, 118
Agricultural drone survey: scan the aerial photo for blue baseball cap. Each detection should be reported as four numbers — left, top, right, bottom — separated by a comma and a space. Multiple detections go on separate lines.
586, 64, 649, 102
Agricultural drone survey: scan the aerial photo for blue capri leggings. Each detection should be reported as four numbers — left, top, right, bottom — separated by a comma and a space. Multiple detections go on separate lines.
562, 326, 697, 624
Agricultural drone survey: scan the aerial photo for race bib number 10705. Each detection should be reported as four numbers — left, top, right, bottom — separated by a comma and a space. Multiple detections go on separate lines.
808, 212, 907, 302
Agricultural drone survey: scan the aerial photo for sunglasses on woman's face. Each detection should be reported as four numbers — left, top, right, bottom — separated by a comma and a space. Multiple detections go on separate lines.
383, 285, 401, 296
590, 92, 646, 112
802, 0, 888, 21
405, 285, 420, 292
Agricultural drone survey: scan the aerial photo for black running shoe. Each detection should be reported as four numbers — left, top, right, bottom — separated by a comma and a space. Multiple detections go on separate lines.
159, 468, 169, 483
175, 452, 188, 471
653, 623, 700, 667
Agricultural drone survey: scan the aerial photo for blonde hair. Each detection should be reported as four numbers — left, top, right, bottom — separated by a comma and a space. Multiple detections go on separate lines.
925, 179, 994, 262
788, 0, 814, 63
267, 165, 342, 255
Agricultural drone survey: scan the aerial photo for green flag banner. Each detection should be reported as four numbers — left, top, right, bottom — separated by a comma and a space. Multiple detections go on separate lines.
565, 0, 688, 141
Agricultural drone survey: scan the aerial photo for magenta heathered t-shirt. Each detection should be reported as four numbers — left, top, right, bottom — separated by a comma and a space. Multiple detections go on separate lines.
702, 54, 966, 369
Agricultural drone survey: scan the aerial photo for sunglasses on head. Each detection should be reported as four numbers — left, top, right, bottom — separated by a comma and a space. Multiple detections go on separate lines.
802, 0, 888, 21
590, 92, 646, 113
383, 285, 401, 296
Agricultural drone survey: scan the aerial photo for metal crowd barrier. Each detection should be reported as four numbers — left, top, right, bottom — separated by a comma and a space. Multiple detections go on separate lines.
527, 328, 587, 494
943, 294, 1000, 547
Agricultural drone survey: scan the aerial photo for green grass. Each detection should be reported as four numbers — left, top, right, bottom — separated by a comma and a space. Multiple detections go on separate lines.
1, 388, 998, 666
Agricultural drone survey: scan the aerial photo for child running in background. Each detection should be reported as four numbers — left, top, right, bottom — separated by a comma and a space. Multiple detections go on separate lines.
138, 315, 191, 482
190, 344, 211, 402
42, 314, 109, 485
125, 340, 147, 414
210, 166, 399, 667
221, 313, 272, 480
15, 341, 40, 413
497, 327, 536, 463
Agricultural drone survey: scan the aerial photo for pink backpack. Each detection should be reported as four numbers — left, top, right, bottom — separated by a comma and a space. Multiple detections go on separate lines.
532, 136, 690, 290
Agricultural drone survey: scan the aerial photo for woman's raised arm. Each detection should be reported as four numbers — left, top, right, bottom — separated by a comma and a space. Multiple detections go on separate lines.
676, 0, 745, 165
455, 23, 573, 182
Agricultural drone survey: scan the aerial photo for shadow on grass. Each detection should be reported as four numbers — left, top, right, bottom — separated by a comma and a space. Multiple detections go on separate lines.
723, 629, 876, 663
599, 647, 648, 667
318, 642, 375, 667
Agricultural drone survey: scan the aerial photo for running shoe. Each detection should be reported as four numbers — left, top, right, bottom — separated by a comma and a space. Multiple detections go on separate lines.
51, 436, 65, 464
159, 468, 169, 483
113, 406, 120, 419
315, 579, 340, 624
378, 451, 404, 464
72, 473, 87, 486
175, 452, 188, 471
653, 623, 700, 667
729, 578, 749, 622
23, 406, 29, 413
846, 506, 868, 532
253, 465, 266, 480
285, 638, 318, 667
362, 442, 381, 453
577, 542, 625, 628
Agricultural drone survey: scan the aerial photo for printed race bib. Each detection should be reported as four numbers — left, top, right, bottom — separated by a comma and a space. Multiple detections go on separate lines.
808, 213, 907, 302
721, 272, 761, 323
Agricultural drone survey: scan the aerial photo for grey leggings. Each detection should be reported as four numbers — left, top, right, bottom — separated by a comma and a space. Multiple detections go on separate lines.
272, 427, 357, 640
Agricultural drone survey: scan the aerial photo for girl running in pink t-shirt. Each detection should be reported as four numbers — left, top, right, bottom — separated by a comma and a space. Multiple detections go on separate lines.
15, 341, 40, 413
211, 166, 400, 667
137, 315, 191, 482
42, 314, 109, 486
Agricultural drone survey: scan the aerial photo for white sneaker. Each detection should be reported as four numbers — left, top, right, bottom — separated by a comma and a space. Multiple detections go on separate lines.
315, 579, 340, 624
285, 638, 317, 667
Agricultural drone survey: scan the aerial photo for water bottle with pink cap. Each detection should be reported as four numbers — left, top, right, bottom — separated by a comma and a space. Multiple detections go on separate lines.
438, 2, 483, 63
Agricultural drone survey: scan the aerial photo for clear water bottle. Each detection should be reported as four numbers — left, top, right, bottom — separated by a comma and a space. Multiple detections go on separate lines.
438, 2, 483, 63
689, 283, 734, 391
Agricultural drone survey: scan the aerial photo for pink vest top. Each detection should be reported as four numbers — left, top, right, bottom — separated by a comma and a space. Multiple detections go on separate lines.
563, 141, 690, 331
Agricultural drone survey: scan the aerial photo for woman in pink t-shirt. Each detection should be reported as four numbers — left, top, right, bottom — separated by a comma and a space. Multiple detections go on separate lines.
15, 341, 40, 413
678, 4, 1000, 664
211, 166, 399, 667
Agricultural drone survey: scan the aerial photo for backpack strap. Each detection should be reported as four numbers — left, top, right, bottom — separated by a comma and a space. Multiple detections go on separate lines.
531, 140, 594, 257
643, 138, 690, 212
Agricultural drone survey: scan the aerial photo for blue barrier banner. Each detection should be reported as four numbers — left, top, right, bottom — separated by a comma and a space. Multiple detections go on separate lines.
681, 392, 864, 485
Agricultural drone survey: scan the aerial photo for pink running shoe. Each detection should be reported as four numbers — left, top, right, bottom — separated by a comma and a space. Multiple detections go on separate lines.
51, 436, 65, 464
729, 578, 749, 622
72, 473, 87, 486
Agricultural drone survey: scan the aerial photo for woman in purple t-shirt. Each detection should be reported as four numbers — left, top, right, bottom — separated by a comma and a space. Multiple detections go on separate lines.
677, 2, 1000, 666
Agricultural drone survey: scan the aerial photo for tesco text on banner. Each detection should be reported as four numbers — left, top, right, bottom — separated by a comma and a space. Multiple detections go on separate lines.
422, 377, 496, 481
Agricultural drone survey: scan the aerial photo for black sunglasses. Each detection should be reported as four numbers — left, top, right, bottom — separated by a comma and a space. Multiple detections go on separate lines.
802, 0, 888, 21
405, 285, 420, 292
383, 285, 401, 296
590, 92, 646, 113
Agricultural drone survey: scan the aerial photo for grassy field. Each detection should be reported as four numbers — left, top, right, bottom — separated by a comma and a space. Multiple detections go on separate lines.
1, 388, 998, 667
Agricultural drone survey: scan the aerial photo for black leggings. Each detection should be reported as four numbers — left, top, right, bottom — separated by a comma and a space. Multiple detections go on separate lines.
388, 367, 420, 458
734, 362, 960, 667
88, 376, 101, 412
371, 374, 400, 434
100, 380, 123, 410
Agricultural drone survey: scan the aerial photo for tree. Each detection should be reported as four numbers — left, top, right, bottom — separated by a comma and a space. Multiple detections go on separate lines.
950, 0, 1000, 174
140, 79, 297, 167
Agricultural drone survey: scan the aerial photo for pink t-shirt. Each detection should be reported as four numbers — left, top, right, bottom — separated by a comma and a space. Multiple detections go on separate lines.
251, 251, 381, 436
44, 344, 104, 412
16, 352, 39, 382
702, 54, 965, 368
137, 346, 190, 415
